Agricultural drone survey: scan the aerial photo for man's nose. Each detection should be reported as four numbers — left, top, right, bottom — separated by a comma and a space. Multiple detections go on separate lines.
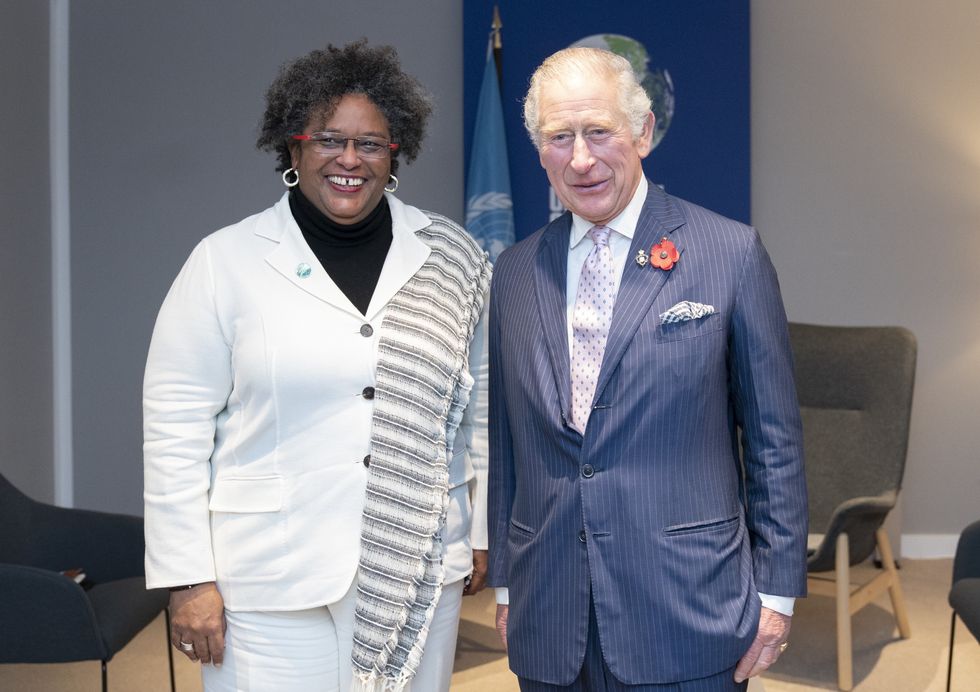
569, 134, 594, 172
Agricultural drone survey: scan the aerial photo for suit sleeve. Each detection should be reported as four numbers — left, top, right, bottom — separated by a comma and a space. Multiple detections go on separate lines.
487, 269, 516, 588
728, 230, 809, 598
143, 239, 231, 588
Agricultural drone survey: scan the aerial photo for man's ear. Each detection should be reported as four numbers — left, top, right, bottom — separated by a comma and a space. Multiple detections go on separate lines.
636, 111, 656, 158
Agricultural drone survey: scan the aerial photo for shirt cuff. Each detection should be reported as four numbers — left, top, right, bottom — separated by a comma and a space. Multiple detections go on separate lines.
495, 587, 510, 605
759, 592, 795, 616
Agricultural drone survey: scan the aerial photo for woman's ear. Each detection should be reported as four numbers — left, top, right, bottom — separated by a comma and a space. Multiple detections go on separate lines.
287, 142, 301, 169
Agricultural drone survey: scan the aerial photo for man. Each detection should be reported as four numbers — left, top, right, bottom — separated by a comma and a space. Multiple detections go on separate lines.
487, 47, 807, 691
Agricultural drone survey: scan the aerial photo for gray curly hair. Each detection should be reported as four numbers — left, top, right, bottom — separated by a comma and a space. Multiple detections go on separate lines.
256, 40, 433, 176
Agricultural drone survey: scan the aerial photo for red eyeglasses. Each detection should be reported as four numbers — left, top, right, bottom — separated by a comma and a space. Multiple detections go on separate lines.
291, 132, 399, 159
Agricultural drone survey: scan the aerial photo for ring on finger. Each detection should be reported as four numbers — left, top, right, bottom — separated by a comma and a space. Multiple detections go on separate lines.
179, 640, 194, 652
778, 641, 789, 653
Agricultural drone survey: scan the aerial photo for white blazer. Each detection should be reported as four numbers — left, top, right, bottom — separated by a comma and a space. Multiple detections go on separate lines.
143, 193, 488, 611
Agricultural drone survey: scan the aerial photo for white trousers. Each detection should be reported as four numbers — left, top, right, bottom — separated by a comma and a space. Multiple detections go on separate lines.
202, 578, 465, 692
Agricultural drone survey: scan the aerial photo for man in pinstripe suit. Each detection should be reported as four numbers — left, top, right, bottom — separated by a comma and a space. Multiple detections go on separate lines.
487, 47, 808, 691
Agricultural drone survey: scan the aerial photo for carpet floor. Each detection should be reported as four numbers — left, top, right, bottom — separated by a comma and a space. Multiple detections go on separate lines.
2, 558, 976, 691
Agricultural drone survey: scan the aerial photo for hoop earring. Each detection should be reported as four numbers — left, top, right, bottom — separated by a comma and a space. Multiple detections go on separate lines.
282, 167, 299, 188
384, 174, 399, 193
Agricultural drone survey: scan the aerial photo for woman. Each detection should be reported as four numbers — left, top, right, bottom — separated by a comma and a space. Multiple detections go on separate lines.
143, 41, 491, 692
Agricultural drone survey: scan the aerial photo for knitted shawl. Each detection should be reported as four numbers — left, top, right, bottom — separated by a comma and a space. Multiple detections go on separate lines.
350, 212, 491, 691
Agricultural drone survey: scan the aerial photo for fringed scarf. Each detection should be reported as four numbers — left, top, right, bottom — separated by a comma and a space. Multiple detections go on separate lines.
350, 212, 491, 691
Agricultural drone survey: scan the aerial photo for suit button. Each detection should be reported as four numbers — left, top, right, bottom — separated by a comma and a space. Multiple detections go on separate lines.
362, 386, 375, 400
360, 324, 373, 337
581, 464, 594, 478
578, 530, 587, 543
363, 455, 371, 468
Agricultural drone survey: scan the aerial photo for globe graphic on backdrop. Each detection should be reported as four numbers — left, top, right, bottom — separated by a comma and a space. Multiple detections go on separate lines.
569, 34, 675, 150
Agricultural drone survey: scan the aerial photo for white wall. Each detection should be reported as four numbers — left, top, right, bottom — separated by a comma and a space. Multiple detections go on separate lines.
752, 0, 980, 549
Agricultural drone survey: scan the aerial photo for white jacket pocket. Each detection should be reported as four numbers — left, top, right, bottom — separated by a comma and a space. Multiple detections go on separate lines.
208, 475, 283, 512
209, 475, 286, 582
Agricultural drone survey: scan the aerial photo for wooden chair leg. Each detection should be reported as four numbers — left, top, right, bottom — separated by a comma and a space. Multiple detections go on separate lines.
875, 528, 911, 638
165, 607, 177, 692
947, 612, 956, 692
836, 532, 854, 691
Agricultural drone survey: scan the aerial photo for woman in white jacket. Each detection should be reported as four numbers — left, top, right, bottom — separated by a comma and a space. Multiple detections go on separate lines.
143, 41, 491, 692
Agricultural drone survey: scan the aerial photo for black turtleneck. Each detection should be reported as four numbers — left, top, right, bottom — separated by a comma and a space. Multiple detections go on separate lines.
289, 188, 392, 316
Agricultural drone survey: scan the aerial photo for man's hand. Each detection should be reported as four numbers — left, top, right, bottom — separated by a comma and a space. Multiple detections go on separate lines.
734, 607, 791, 683
495, 604, 509, 651
463, 549, 488, 596
169, 582, 227, 666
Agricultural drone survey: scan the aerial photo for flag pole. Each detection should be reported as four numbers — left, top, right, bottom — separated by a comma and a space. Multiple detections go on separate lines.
492, 5, 503, 90
464, 3, 515, 261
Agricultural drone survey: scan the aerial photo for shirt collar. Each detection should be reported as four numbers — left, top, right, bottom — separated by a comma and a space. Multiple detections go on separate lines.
569, 176, 648, 249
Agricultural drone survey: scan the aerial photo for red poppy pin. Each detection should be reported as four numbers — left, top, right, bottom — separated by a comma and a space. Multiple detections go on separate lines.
643, 236, 678, 271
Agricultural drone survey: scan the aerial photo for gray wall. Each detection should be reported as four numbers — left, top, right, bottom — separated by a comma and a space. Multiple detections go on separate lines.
68, 1, 464, 514
752, 0, 980, 544
0, 0, 54, 501
4, 0, 977, 547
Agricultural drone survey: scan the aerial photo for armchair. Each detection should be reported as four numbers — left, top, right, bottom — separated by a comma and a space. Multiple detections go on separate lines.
946, 519, 980, 691
0, 472, 174, 691
788, 323, 916, 691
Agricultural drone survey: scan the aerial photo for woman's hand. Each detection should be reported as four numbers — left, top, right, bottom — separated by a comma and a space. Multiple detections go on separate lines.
169, 582, 227, 665
463, 549, 488, 596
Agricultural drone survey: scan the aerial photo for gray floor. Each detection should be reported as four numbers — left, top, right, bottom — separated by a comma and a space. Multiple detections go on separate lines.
2, 559, 977, 691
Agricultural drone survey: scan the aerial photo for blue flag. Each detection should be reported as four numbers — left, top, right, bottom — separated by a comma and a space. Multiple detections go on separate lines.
465, 42, 514, 262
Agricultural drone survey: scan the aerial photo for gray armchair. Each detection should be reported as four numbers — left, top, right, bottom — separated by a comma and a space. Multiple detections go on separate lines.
788, 323, 917, 691
0, 472, 174, 692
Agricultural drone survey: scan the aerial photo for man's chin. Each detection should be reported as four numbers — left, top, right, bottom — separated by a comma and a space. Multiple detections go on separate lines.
565, 202, 615, 225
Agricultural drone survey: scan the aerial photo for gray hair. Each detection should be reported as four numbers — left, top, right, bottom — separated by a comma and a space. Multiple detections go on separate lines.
523, 47, 652, 149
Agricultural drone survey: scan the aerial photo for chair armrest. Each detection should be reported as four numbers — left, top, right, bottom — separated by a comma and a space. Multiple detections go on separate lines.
0, 563, 107, 663
953, 520, 980, 583
26, 505, 145, 582
807, 491, 897, 573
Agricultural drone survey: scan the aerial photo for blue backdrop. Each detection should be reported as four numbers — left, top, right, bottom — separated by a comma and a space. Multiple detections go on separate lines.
464, 0, 750, 243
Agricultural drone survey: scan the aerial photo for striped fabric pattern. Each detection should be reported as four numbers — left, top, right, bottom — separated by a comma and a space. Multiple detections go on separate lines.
351, 214, 491, 691
488, 182, 807, 685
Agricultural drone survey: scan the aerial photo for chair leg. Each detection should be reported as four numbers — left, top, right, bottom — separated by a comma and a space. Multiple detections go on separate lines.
165, 607, 177, 692
947, 611, 956, 692
836, 532, 853, 691
876, 528, 911, 638
101, 659, 108, 692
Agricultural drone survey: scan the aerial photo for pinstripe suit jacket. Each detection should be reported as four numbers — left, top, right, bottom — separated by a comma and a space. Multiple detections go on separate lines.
487, 183, 808, 685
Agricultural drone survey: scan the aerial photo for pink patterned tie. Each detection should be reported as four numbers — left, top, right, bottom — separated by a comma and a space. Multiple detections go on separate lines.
570, 225, 615, 433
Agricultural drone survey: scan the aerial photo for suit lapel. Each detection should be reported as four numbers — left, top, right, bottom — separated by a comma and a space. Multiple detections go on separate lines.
260, 193, 430, 320
593, 184, 686, 405
365, 193, 431, 318
534, 215, 573, 422
262, 196, 363, 317
364, 226, 430, 319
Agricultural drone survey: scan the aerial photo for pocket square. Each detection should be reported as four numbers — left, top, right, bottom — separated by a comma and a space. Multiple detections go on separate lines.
659, 301, 716, 324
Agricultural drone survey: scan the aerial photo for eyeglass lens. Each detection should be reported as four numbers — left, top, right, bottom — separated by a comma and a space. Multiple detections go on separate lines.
308, 132, 391, 158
